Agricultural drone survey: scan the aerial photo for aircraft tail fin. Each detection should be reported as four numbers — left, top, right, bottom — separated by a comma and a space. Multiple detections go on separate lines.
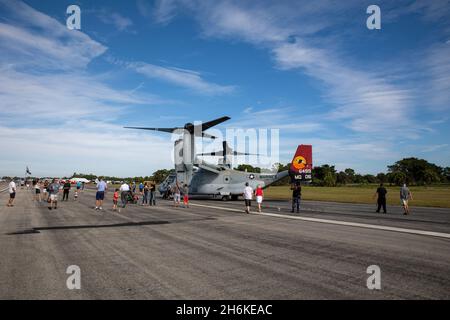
289, 145, 313, 183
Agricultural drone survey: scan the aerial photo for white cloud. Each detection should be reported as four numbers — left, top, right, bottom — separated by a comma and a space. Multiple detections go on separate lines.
0, 0, 107, 69
98, 10, 134, 32
0, 0, 173, 176
0, 123, 173, 177
155, 1, 448, 139
125, 61, 235, 95
228, 107, 323, 133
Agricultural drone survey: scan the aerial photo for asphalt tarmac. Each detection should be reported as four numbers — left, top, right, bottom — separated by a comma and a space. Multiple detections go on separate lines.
1, 187, 449, 299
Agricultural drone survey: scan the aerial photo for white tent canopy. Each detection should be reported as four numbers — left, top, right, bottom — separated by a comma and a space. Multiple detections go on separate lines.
70, 178, 90, 183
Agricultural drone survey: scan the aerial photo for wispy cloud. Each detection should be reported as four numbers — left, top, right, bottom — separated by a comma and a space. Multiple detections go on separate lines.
228, 107, 323, 133
123, 61, 235, 95
0, 0, 107, 69
152, 0, 446, 138
137, 0, 177, 25
0, 0, 173, 176
98, 9, 134, 32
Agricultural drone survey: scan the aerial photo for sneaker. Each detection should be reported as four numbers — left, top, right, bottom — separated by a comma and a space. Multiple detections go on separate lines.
99, 207, 103, 210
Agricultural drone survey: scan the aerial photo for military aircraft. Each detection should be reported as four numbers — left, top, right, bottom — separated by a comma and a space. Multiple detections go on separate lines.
125, 116, 312, 200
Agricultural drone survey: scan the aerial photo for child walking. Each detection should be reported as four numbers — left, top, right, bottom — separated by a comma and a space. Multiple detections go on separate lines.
113, 188, 119, 212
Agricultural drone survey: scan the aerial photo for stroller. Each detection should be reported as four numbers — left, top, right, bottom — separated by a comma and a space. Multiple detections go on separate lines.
124, 191, 138, 204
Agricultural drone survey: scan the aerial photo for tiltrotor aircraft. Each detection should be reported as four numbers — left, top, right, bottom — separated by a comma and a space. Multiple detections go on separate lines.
125, 116, 312, 200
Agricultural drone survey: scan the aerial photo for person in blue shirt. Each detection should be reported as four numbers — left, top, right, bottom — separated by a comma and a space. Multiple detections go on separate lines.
95, 177, 108, 211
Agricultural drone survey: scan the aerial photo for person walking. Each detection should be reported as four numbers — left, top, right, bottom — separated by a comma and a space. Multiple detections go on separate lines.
255, 184, 264, 213
74, 181, 82, 200
95, 177, 107, 211
142, 182, 149, 205
34, 180, 42, 202
113, 188, 119, 211
47, 179, 60, 210
243, 182, 253, 214
291, 182, 301, 213
43, 180, 49, 200
172, 183, 181, 207
149, 182, 156, 206
62, 180, 71, 201
120, 182, 130, 209
374, 183, 388, 213
182, 184, 189, 208
6, 179, 16, 207
400, 183, 413, 215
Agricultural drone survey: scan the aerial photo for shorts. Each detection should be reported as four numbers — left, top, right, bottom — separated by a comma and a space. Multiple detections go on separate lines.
10, 192, 16, 199
35, 189, 41, 194
183, 195, 189, 203
256, 196, 263, 204
76, 186, 81, 190
174, 193, 181, 202
245, 199, 251, 207
401, 199, 408, 206
113, 199, 118, 205
50, 194, 58, 201
96, 191, 105, 200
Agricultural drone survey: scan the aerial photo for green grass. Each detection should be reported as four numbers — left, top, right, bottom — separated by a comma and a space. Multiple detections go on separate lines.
264, 185, 450, 208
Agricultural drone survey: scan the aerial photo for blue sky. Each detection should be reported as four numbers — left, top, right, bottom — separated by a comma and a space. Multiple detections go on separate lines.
0, 0, 449, 177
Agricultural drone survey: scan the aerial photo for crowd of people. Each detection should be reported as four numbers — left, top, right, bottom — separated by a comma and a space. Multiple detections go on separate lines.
4, 177, 414, 216
241, 181, 413, 215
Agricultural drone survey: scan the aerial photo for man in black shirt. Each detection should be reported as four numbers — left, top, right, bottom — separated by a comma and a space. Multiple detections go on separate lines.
62, 181, 71, 201
291, 182, 301, 213
374, 183, 388, 213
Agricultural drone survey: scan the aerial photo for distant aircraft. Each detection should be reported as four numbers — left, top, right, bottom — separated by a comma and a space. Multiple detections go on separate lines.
126, 116, 312, 200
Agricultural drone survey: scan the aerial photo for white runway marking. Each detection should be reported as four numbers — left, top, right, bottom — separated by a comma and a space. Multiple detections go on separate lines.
190, 203, 450, 239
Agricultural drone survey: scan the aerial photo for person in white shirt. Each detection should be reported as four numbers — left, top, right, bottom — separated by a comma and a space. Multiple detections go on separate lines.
243, 182, 253, 214
119, 182, 130, 208
7, 180, 17, 207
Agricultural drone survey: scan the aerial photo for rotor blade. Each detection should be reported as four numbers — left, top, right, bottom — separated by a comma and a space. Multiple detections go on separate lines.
197, 151, 258, 156
201, 132, 217, 139
232, 151, 257, 156
124, 127, 179, 133
201, 116, 231, 131
197, 152, 221, 156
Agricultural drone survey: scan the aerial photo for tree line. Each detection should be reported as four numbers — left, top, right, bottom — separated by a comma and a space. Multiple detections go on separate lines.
235, 157, 450, 186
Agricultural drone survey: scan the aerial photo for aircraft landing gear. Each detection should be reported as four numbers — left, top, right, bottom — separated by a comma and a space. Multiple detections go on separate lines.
221, 195, 230, 201
231, 195, 239, 201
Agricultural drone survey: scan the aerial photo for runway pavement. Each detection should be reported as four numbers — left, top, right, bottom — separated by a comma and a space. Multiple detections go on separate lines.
1, 187, 449, 299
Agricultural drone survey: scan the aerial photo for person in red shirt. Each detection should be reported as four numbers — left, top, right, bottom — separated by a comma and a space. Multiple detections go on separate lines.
255, 185, 264, 213
113, 188, 119, 212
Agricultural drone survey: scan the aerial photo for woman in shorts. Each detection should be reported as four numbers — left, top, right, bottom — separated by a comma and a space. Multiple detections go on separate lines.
35, 180, 42, 202
255, 184, 264, 213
